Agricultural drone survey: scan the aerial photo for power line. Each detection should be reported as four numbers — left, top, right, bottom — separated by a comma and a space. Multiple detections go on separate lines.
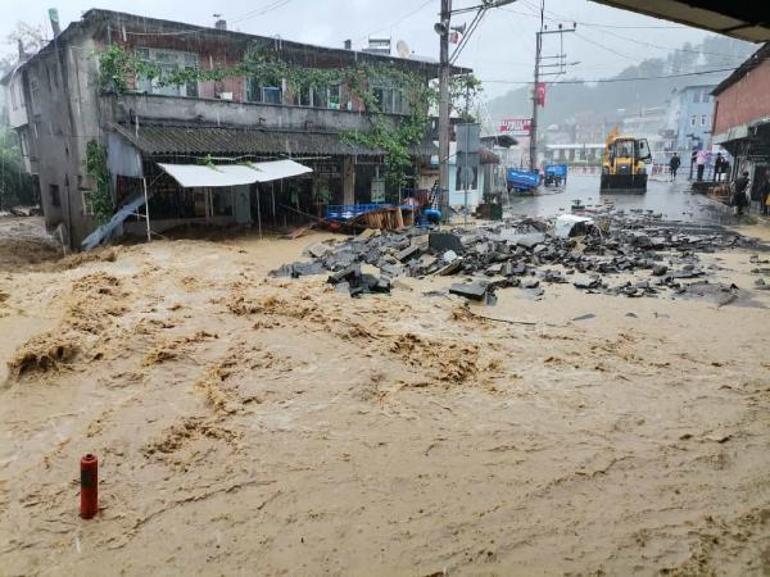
588, 26, 750, 61
517, 0, 684, 29
480, 66, 736, 85
232, 0, 296, 25
573, 31, 638, 62
354, 0, 434, 43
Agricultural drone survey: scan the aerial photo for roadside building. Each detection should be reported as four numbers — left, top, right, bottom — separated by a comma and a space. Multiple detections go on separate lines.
446, 141, 500, 211
712, 42, 770, 197
1, 9, 463, 249
662, 84, 717, 155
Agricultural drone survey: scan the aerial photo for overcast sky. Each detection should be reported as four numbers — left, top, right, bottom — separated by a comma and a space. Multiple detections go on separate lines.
0, 0, 741, 100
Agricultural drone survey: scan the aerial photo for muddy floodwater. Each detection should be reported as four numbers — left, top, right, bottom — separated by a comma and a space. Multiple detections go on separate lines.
1, 195, 769, 575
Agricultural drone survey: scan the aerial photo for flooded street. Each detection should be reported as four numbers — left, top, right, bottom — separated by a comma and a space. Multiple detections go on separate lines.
509, 174, 738, 225
1, 208, 769, 576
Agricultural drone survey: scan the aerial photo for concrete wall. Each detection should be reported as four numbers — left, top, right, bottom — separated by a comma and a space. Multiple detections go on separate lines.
21, 32, 104, 248
111, 93, 393, 133
714, 59, 770, 135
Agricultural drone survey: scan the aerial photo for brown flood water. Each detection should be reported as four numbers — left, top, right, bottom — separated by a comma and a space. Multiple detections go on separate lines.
1, 219, 769, 576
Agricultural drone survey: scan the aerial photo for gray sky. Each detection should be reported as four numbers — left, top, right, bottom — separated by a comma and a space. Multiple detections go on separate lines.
0, 0, 744, 99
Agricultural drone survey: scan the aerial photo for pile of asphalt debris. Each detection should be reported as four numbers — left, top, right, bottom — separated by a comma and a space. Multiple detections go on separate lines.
271, 210, 766, 302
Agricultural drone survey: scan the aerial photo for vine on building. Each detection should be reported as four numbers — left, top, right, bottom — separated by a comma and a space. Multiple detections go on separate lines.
85, 140, 113, 224
97, 45, 481, 194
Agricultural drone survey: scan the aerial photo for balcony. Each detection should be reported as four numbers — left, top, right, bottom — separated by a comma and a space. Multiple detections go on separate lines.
105, 93, 398, 133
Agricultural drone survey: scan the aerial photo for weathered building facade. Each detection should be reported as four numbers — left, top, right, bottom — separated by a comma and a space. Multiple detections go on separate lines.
3, 10, 460, 248
712, 42, 770, 188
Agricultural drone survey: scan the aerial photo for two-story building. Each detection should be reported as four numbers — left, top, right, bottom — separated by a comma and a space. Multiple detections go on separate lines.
712, 42, 770, 188
2, 9, 464, 249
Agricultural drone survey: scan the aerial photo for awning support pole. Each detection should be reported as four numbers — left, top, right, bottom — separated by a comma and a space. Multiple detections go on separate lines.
257, 184, 263, 240
142, 177, 151, 243
272, 182, 277, 229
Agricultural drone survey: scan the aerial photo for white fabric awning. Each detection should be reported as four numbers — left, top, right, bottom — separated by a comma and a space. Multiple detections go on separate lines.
157, 159, 312, 188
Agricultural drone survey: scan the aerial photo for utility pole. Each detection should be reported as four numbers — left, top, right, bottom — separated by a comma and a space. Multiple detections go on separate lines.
529, 29, 542, 171
529, 17, 577, 171
438, 0, 451, 219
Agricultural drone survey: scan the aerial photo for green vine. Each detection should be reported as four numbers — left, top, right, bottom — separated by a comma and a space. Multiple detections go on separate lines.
85, 140, 113, 224
97, 45, 480, 195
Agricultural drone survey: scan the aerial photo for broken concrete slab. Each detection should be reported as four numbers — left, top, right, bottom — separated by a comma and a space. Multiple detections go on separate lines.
449, 282, 489, 301
429, 232, 464, 254
435, 260, 462, 276
396, 244, 422, 262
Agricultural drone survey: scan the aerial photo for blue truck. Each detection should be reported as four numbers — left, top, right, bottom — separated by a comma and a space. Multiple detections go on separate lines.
544, 164, 568, 187
506, 168, 541, 193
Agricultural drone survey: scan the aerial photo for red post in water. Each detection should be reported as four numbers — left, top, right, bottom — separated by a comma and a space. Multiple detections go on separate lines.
80, 454, 98, 519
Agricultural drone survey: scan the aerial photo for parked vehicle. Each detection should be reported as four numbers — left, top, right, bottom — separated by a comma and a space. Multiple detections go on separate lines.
544, 164, 568, 187
506, 168, 541, 193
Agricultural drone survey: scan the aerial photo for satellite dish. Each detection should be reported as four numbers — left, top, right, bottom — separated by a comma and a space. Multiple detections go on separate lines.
396, 40, 411, 59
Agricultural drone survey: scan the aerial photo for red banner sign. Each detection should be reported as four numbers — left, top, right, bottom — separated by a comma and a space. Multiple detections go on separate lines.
499, 118, 532, 136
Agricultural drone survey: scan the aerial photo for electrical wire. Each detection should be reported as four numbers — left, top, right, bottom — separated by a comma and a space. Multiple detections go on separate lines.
480, 66, 737, 84
231, 0, 296, 25
123, 0, 296, 36
450, 7, 489, 64
573, 31, 638, 62
354, 0, 434, 43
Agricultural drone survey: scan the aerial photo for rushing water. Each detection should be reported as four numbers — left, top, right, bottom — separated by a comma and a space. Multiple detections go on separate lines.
506, 174, 737, 225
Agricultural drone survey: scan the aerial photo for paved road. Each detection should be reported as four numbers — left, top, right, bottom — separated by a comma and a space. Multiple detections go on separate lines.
507, 175, 736, 225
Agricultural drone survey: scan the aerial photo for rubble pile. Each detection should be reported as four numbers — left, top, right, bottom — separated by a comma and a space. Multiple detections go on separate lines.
271, 212, 765, 300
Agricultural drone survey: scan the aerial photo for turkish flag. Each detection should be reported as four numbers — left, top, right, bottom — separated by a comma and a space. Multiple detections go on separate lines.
536, 83, 546, 107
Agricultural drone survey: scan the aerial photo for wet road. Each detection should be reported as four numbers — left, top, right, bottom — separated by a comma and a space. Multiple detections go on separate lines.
507, 175, 736, 225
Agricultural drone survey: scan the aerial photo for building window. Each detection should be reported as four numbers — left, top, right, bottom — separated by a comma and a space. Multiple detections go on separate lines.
328, 84, 341, 110
29, 76, 40, 113
455, 165, 478, 190
690, 115, 697, 128
136, 48, 199, 98
49, 184, 61, 208
246, 77, 283, 104
371, 83, 407, 114
692, 91, 700, 103
701, 115, 708, 127
10, 81, 18, 110
19, 131, 28, 157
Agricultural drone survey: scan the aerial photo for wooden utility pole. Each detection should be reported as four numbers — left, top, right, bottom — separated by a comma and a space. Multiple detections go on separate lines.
529, 29, 542, 171
438, 0, 451, 218
529, 22, 576, 171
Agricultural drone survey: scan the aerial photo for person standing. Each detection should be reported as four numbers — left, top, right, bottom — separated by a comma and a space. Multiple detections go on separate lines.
696, 148, 708, 181
751, 167, 769, 215
689, 148, 698, 180
713, 153, 724, 182
732, 171, 750, 216
669, 153, 681, 182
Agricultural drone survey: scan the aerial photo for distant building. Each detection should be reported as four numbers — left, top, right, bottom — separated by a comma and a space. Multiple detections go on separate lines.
662, 84, 717, 155
712, 42, 770, 185
621, 106, 667, 165
544, 143, 604, 166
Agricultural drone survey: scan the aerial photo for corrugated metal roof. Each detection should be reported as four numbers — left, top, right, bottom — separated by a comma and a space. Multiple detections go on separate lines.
110, 123, 386, 157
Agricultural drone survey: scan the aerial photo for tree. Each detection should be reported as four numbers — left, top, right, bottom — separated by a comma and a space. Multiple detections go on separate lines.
1, 21, 47, 71
0, 129, 35, 210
